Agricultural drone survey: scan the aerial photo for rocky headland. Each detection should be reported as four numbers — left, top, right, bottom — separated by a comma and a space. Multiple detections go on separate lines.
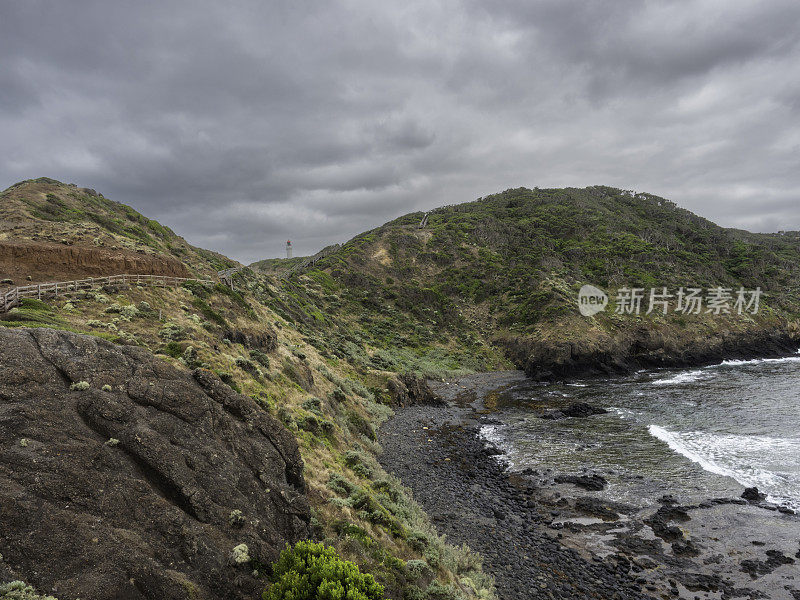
0, 328, 310, 600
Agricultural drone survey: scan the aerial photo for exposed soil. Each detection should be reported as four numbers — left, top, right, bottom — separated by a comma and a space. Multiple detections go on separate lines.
0, 239, 190, 288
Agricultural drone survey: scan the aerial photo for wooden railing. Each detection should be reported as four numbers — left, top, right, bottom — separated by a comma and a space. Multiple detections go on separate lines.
0, 274, 213, 313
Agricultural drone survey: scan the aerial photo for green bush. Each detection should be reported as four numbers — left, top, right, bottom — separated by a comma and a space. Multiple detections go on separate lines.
263, 541, 385, 600
344, 450, 374, 479
250, 349, 271, 370
192, 298, 227, 328
18, 298, 52, 312
302, 397, 323, 414
182, 279, 211, 299
235, 356, 260, 375
161, 341, 183, 359
158, 322, 187, 341
0, 580, 59, 600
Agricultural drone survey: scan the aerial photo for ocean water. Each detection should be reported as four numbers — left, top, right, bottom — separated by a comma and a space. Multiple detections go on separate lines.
479, 354, 800, 510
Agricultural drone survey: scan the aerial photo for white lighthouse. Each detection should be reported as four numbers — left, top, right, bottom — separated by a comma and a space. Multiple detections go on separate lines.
286, 239, 293, 259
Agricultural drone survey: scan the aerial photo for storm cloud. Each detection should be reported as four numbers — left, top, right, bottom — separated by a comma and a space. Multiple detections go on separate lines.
2, 0, 799, 262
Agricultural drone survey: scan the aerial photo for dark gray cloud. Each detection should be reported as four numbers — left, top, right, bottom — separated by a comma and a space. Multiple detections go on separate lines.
2, 0, 799, 262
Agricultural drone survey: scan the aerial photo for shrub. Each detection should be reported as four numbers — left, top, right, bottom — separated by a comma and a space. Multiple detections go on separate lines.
344, 449, 374, 479
70, 381, 90, 391
216, 371, 241, 392
235, 356, 260, 376
161, 341, 183, 359
229, 509, 246, 527
182, 345, 199, 368
182, 279, 211, 298
302, 397, 323, 414
422, 581, 462, 600
19, 298, 52, 312
345, 411, 376, 442
136, 301, 154, 314
232, 543, 250, 564
298, 413, 321, 433
192, 298, 227, 327
101, 384, 112, 392
159, 322, 187, 341
404, 559, 432, 581
250, 349, 270, 369
120, 305, 139, 319
263, 541, 385, 600
0, 581, 59, 600
406, 530, 430, 552
327, 473, 356, 497
277, 407, 295, 428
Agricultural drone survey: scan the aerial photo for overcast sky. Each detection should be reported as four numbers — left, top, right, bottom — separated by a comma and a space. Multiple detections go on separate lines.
2, 1, 800, 262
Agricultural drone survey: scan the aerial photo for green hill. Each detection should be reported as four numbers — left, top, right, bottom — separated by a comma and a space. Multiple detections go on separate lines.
270, 186, 800, 379
1, 177, 237, 279
0, 177, 496, 600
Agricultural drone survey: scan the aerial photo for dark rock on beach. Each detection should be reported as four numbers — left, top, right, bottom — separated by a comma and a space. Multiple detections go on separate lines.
742, 486, 767, 503
0, 328, 310, 600
378, 404, 654, 599
554, 473, 608, 490
381, 371, 800, 600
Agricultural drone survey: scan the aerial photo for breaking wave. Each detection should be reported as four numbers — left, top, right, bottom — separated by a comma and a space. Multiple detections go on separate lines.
648, 425, 800, 509
651, 370, 708, 386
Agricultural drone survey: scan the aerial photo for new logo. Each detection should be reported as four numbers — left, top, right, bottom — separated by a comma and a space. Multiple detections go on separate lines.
578, 284, 608, 316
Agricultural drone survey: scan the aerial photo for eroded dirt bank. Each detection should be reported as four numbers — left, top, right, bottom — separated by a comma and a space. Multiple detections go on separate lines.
0, 240, 190, 286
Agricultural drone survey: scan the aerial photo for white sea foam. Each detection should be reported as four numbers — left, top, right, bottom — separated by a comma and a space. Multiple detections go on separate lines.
610, 406, 637, 419
653, 354, 800, 386
651, 370, 707, 386
720, 356, 800, 367
648, 425, 800, 508
478, 424, 514, 468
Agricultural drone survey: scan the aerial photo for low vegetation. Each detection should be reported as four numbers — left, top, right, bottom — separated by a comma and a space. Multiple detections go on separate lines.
263, 541, 385, 600
5, 179, 800, 599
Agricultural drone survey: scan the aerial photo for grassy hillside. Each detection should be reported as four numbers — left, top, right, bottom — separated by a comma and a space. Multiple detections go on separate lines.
0, 178, 495, 600
251, 255, 309, 276
269, 187, 800, 378
4, 179, 800, 599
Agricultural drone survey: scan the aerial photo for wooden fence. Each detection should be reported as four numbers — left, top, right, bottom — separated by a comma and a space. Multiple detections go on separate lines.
0, 274, 213, 313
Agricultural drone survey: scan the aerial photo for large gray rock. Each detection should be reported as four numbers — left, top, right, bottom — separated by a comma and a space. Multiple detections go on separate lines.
0, 328, 310, 600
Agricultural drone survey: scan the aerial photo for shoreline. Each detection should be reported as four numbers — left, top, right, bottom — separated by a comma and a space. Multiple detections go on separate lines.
378, 371, 800, 600
500, 329, 800, 381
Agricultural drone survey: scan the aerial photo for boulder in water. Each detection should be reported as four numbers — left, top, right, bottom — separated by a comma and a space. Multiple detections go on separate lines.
741, 487, 767, 503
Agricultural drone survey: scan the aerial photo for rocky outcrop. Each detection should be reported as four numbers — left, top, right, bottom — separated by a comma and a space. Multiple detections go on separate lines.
500, 325, 800, 381
0, 240, 190, 286
388, 373, 445, 407
0, 328, 310, 600
222, 327, 278, 351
